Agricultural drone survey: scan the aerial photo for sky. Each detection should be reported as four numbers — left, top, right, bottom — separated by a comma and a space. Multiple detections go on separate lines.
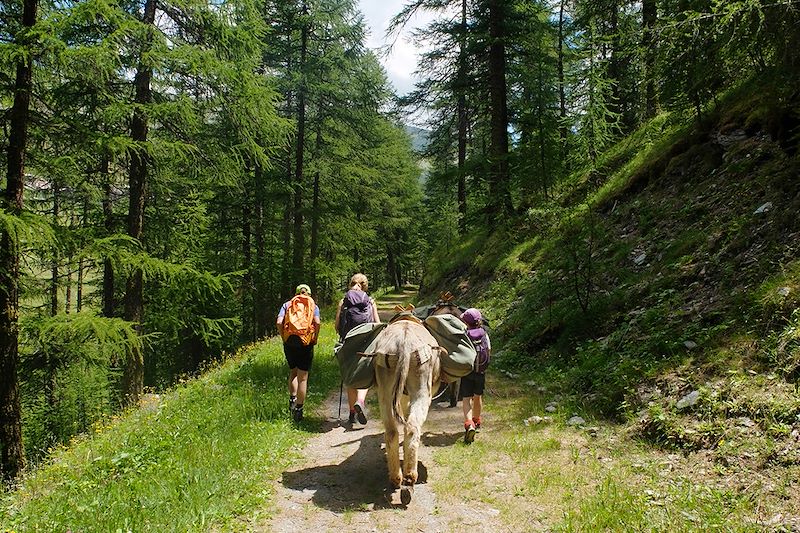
356, 1, 437, 97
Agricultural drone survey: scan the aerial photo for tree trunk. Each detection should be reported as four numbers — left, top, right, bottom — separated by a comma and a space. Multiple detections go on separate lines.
558, 0, 568, 165
242, 191, 253, 341
1, 0, 37, 482
456, 0, 468, 231
101, 156, 115, 318
253, 165, 267, 338
281, 21, 294, 298
65, 262, 72, 314
487, 0, 511, 217
292, 0, 309, 282
309, 118, 322, 296
122, 0, 156, 406
608, 0, 621, 122
51, 181, 60, 316
642, 0, 659, 119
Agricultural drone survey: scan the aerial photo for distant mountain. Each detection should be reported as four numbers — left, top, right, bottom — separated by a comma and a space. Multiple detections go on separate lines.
404, 125, 430, 154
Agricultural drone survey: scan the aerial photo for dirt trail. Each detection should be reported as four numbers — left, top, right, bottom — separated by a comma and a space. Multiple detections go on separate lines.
262, 286, 507, 532
262, 391, 494, 532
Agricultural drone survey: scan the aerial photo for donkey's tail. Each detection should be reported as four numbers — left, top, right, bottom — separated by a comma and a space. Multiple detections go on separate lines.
391, 346, 411, 426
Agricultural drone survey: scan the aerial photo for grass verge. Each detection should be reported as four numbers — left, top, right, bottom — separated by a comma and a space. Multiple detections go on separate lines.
0, 325, 341, 532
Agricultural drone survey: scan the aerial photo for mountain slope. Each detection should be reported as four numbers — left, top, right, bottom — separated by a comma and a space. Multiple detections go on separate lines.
423, 76, 800, 474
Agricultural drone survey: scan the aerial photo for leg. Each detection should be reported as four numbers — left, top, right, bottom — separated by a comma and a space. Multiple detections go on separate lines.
462, 394, 473, 423
461, 375, 476, 443
472, 394, 483, 427
288, 368, 299, 397
295, 369, 309, 405
346, 387, 358, 410
403, 388, 432, 486
376, 368, 402, 488
354, 388, 368, 424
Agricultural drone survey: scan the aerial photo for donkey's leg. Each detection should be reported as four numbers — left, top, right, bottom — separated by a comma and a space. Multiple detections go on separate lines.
402, 381, 433, 487
377, 368, 402, 489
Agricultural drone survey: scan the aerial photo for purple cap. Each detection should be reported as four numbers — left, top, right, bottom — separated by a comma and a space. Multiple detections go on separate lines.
461, 308, 482, 327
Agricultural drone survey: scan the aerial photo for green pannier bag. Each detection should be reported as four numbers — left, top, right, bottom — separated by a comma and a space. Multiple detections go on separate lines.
334, 322, 387, 389
423, 314, 477, 382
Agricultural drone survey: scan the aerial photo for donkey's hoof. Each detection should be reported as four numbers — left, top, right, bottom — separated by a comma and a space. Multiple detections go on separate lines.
400, 485, 413, 505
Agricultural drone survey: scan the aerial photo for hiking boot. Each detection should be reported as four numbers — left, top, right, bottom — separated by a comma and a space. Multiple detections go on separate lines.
348, 411, 356, 424
354, 402, 368, 424
292, 405, 304, 422
464, 425, 476, 444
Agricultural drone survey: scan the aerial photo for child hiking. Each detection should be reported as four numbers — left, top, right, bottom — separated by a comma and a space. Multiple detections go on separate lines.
460, 308, 491, 444
277, 284, 321, 422
334, 273, 380, 425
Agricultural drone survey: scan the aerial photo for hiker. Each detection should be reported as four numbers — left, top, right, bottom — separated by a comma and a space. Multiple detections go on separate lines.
334, 273, 380, 425
277, 283, 321, 422
459, 308, 491, 444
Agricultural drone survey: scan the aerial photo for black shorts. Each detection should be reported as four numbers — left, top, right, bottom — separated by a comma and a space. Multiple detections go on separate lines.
459, 371, 486, 398
283, 335, 314, 371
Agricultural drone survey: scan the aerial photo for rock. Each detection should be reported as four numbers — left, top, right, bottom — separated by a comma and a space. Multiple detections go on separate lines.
526, 380, 536, 387
683, 340, 697, 350
566, 416, 586, 426
586, 426, 599, 437
634, 253, 647, 266
736, 417, 755, 428
778, 287, 791, 297
754, 202, 773, 214
545, 405, 557, 413
676, 390, 700, 410
524, 415, 552, 426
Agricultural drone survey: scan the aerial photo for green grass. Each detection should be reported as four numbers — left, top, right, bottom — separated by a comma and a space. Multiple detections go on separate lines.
0, 324, 342, 532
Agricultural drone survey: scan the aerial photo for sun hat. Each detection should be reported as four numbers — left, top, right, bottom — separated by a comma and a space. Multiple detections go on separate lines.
296, 283, 311, 295
461, 308, 482, 327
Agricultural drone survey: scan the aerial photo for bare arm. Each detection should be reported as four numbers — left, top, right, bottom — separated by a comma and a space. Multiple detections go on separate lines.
371, 298, 380, 323
312, 314, 321, 344
334, 300, 343, 335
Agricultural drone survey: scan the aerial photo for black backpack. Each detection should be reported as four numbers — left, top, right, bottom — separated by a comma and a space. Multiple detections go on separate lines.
339, 290, 373, 338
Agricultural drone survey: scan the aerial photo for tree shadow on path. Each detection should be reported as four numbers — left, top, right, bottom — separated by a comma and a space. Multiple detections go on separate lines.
281, 432, 429, 512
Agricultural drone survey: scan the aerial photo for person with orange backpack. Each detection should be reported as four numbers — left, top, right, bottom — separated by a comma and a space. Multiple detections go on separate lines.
277, 283, 321, 422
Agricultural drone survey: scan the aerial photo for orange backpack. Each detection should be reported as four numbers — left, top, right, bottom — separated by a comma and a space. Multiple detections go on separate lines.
281, 294, 317, 345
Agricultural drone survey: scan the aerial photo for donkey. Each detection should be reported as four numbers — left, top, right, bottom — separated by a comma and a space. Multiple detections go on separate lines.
365, 316, 443, 505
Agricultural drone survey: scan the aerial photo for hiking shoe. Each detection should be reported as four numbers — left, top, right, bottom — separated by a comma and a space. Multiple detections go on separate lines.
354, 402, 368, 424
292, 406, 304, 422
464, 425, 476, 444
348, 412, 356, 424
289, 396, 297, 413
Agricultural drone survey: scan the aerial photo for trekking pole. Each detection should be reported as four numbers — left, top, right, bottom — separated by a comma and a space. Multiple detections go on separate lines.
338, 381, 343, 420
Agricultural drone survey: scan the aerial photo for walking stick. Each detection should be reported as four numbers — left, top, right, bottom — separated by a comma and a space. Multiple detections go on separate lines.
338, 381, 343, 420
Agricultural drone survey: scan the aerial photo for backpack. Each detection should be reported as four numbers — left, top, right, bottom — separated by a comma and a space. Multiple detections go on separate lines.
467, 327, 490, 374
281, 294, 316, 346
339, 289, 373, 338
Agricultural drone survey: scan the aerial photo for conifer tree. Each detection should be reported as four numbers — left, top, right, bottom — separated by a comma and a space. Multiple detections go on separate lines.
1, 0, 38, 482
